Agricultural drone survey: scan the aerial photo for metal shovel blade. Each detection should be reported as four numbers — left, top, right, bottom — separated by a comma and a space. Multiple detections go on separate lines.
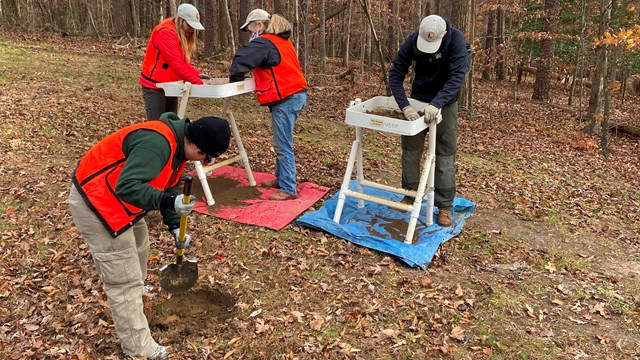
159, 259, 198, 294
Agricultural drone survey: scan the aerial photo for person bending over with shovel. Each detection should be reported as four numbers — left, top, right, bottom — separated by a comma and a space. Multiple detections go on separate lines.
68, 112, 230, 359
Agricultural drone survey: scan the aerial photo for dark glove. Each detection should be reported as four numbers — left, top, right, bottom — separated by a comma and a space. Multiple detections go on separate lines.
229, 74, 245, 83
198, 73, 211, 80
171, 229, 192, 249
174, 194, 195, 216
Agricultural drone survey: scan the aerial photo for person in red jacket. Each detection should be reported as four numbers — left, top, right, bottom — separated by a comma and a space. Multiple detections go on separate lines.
229, 12, 308, 201
139, 3, 209, 120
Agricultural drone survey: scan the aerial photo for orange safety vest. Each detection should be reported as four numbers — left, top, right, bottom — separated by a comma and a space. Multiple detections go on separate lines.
140, 18, 184, 85
253, 34, 307, 106
72, 121, 186, 237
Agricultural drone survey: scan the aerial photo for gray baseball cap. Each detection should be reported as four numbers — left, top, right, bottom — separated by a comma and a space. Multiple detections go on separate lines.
417, 15, 446, 53
240, 9, 271, 31
177, 4, 204, 30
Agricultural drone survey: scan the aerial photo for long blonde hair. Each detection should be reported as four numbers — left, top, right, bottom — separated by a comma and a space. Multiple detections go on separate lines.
265, 14, 292, 35
174, 17, 197, 61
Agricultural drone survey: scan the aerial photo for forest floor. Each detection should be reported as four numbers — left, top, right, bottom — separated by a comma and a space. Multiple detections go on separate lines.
1, 31, 639, 359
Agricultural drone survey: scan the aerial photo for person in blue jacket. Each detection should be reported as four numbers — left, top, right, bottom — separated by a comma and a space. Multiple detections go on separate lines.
388, 15, 469, 227
229, 11, 307, 201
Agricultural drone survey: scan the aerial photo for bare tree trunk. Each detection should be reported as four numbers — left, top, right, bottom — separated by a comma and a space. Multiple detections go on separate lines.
482, 11, 495, 80
467, 0, 475, 118
436, 0, 472, 111
217, 0, 228, 48
360, 15, 368, 73
239, 0, 254, 45
66, 0, 77, 32
495, 7, 506, 80
532, 0, 560, 101
299, 0, 309, 73
222, 0, 235, 53
203, 0, 217, 56
130, 0, 139, 37
101, 0, 110, 34
602, 0, 619, 153
35, 0, 54, 28
293, 0, 299, 52
168, 0, 177, 17
86, 1, 101, 39
274, 0, 285, 14
357, 0, 390, 94
426, 0, 437, 14
112, 0, 134, 37
342, 0, 352, 67
416, 0, 423, 24
387, 0, 397, 59
585, 0, 610, 135
1, 0, 20, 26
319, 0, 326, 71
602, 48, 616, 152
570, 0, 588, 119
568, 0, 587, 107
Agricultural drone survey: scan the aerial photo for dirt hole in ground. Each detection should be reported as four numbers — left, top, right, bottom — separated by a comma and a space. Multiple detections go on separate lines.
148, 288, 236, 337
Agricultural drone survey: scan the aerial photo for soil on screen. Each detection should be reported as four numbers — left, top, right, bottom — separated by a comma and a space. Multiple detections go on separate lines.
191, 176, 262, 209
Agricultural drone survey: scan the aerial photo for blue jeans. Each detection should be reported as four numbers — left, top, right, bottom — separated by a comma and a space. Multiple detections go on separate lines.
270, 91, 307, 196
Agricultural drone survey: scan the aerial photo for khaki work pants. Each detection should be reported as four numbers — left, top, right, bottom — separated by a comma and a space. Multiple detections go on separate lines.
69, 184, 158, 357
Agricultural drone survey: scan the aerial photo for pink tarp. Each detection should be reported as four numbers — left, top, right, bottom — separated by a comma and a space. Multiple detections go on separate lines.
188, 166, 330, 230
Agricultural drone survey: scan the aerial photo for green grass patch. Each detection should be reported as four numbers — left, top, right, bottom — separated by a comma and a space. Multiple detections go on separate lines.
0, 42, 34, 63
321, 325, 340, 339
301, 269, 327, 281
555, 253, 589, 273
36, 241, 54, 259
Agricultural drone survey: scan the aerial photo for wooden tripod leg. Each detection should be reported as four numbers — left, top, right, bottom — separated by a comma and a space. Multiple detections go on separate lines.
177, 82, 192, 118
333, 136, 361, 223
223, 98, 256, 186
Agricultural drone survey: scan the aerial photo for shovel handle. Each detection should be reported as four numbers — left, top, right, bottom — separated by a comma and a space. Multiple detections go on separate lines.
176, 176, 193, 257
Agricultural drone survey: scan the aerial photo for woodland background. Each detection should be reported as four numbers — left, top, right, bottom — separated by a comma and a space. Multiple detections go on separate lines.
2, 0, 640, 142
1, 0, 640, 359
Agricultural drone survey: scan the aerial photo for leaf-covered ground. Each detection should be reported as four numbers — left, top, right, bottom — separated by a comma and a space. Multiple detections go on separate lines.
1, 32, 639, 359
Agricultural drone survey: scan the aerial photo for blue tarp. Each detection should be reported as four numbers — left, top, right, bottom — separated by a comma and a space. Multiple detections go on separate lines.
295, 181, 475, 269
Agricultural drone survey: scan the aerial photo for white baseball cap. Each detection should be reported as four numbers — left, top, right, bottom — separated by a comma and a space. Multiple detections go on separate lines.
240, 9, 271, 31
417, 15, 446, 53
177, 4, 204, 30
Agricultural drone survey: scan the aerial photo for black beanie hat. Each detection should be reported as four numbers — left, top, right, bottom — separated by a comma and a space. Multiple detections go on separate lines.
186, 116, 231, 158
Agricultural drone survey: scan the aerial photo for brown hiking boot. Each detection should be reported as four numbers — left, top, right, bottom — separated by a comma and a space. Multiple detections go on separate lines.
261, 179, 280, 189
268, 191, 297, 201
437, 209, 452, 227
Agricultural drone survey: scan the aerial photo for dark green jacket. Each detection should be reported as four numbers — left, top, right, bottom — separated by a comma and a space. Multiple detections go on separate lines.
115, 112, 188, 231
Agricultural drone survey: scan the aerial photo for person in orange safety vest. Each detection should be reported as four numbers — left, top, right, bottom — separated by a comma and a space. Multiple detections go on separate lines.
229, 11, 308, 201
139, 3, 209, 120
69, 113, 230, 359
